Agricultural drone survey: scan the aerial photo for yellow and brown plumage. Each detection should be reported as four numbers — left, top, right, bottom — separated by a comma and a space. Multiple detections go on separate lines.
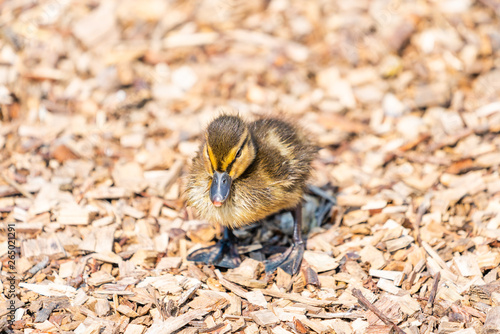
186, 114, 317, 273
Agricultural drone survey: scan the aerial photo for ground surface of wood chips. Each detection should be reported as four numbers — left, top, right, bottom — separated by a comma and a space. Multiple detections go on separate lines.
1, 0, 500, 333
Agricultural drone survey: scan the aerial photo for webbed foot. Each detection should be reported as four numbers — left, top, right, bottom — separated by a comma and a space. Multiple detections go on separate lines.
187, 227, 241, 269
265, 241, 305, 275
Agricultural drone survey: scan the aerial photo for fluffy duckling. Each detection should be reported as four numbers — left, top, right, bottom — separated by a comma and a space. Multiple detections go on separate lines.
186, 114, 317, 274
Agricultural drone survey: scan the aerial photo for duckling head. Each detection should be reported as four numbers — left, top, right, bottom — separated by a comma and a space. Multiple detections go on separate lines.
203, 115, 256, 207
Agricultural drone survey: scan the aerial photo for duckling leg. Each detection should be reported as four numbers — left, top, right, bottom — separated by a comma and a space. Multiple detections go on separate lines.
265, 205, 305, 275
187, 227, 242, 269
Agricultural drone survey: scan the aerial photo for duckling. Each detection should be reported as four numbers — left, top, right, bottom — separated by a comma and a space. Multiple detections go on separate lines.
186, 114, 317, 275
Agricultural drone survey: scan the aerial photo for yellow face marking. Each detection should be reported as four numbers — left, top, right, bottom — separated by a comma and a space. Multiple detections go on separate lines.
221, 147, 238, 171
205, 137, 218, 172
220, 128, 249, 171
202, 143, 214, 174
228, 136, 255, 179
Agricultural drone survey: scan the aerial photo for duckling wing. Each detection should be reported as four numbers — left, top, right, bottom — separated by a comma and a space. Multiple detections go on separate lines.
250, 118, 317, 188
233, 118, 317, 215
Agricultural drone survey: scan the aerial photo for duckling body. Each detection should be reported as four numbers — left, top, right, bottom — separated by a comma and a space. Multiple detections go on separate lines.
188, 116, 316, 228
186, 114, 317, 274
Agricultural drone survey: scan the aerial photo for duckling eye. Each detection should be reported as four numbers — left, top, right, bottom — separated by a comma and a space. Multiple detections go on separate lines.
235, 147, 243, 158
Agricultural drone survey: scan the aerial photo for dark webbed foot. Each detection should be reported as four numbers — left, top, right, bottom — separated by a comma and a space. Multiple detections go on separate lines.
265, 241, 305, 275
265, 205, 305, 275
187, 227, 241, 269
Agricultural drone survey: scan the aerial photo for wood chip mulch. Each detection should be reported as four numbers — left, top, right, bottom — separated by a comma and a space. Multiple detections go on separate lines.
1, 0, 500, 333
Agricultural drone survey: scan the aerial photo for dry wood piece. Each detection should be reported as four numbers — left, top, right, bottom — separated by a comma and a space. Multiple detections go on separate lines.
470, 281, 500, 305
17, 257, 34, 274
300, 317, 330, 334
124, 324, 147, 334
272, 326, 294, 334
19, 283, 77, 298
308, 312, 365, 320
326, 319, 354, 334
145, 308, 210, 334
224, 258, 267, 288
0, 171, 34, 199
454, 255, 482, 277
156, 257, 182, 271
369, 270, 403, 282
250, 309, 280, 326
85, 187, 132, 200
226, 293, 242, 316
130, 250, 159, 268
187, 290, 228, 309
88, 270, 115, 286
303, 251, 339, 273
117, 304, 139, 318
484, 307, 500, 334
178, 281, 201, 307
35, 299, 68, 323
377, 279, 402, 295
413, 193, 432, 245
94, 290, 135, 296
224, 274, 267, 289
244, 323, 260, 334
259, 289, 335, 307
22, 238, 66, 258
352, 289, 405, 334
245, 290, 268, 308
95, 298, 111, 317
213, 269, 248, 299
27, 256, 49, 276
360, 245, 386, 270
424, 272, 441, 315
57, 205, 90, 225
414, 83, 451, 109
276, 268, 293, 291
364, 294, 405, 327
385, 236, 414, 252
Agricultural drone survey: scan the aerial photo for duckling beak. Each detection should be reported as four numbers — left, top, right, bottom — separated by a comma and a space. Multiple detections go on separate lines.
210, 171, 232, 207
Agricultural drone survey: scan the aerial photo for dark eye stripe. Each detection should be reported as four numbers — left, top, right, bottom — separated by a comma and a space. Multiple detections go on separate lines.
226, 136, 248, 173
